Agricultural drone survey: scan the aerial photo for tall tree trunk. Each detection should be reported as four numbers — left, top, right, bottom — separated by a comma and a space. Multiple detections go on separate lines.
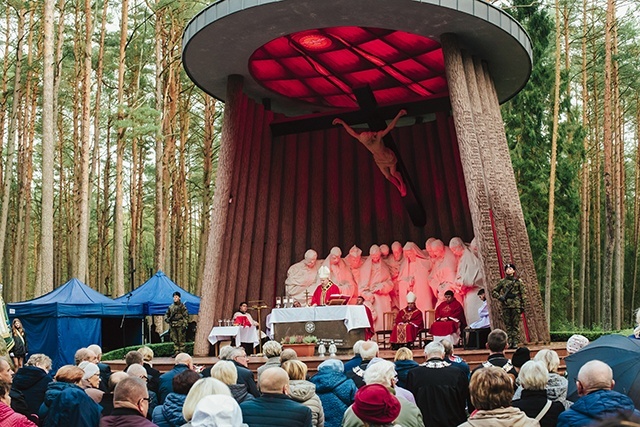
153, 1, 165, 273
612, 22, 624, 327
632, 101, 640, 315
35, 0, 56, 296
113, 0, 129, 297
196, 96, 216, 295
578, 0, 589, 327
0, 5, 25, 289
544, 0, 563, 326
601, 0, 615, 331
75, 0, 94, 283
89, 0, 108, 290
195, 76, 243, 356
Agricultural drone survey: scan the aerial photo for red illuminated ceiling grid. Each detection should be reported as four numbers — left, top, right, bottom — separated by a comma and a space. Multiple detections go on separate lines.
249, 26, 448, 109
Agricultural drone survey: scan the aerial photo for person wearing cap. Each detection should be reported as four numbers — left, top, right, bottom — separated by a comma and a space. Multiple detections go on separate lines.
430, 289, 466, 345
342, 359, 423, 427
389, 292, 424, 349
239, 367, 312, 427
79, 361, 105, 404
189, 394, 247, 427
311, 266, 341, 306
164, 291, 190, 356
343, 384, 402, 427
492, 263, 526, 348
566, 334, 589, 354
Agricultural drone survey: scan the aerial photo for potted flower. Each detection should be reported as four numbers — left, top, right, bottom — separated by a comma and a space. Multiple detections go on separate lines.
280, 335, 317, 357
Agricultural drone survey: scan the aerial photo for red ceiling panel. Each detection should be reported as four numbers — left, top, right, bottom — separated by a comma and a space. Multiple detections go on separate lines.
248, 26, 448, 109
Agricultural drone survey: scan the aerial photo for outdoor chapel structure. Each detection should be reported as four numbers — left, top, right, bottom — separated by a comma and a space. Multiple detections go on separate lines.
182, 0, 550, 354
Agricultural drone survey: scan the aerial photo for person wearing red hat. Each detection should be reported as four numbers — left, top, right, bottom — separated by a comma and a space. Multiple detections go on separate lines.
389, 292, 424, 350
350, 384, 401, 427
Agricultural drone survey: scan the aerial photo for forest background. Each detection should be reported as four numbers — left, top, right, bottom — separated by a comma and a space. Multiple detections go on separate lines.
0, 0, 638, 332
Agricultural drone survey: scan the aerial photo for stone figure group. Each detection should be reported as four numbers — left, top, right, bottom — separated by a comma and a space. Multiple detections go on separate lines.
284, 237, 486, 330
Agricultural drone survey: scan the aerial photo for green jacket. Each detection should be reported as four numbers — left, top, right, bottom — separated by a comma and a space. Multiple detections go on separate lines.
164, 302, 189, 328
492, 276, 525, 312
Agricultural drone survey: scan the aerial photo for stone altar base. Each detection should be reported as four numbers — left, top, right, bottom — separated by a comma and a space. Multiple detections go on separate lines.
275, 320, 365, 354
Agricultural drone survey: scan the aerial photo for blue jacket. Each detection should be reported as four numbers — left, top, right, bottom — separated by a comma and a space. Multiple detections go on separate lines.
310, 371, 356, 427
152, 392, 186, 427
41, 383, 101, 427
158, 364, 189, 404
240, 393, 312, 427
394, 359, 419, 388
557, 389, 640, 427
343, 355, 362, 373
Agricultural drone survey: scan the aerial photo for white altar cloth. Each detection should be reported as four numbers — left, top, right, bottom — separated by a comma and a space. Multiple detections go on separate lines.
269, 306, 371, 331
208, 325, 259, 347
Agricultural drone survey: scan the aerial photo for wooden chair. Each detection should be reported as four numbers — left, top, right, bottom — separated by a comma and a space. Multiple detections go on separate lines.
376, 311, 397, 349
415, 309, 436, 348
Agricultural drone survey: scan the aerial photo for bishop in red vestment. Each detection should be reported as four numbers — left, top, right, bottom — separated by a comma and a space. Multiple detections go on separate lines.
311, 265, 341, 306
390, 292, 424, 348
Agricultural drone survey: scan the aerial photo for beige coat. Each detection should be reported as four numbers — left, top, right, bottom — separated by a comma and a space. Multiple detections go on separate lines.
458, 407, 540, 427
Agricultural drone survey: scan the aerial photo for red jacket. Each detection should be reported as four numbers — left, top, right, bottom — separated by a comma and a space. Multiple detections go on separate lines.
0, 402, 37, 427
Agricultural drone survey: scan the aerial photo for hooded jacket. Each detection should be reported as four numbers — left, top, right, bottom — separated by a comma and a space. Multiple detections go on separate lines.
288, 380, 325, 427
40, 383, 101, 427
151, 392, 186, 427
310, 371, 356, 427
458, 406, 539, 427
12, 365, 53, 415
557, 389, 640, 427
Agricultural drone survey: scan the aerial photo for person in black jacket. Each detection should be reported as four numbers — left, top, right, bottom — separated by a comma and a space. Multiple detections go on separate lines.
240, 367, 312, 427
10, 354, 53, 418
512, 361, 564, 427
230, 347, 259, 398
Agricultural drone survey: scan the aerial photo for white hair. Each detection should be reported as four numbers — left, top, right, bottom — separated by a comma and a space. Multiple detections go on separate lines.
518, 361, 548, 390
359, 341, 379, 360
182, 378, 231, 422
533, 349, 560, 373
424, 341, 445, 358
364, 360, 396, 387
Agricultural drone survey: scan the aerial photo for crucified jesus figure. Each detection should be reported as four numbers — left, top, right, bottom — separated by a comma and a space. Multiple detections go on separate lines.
333, 109, 408, 197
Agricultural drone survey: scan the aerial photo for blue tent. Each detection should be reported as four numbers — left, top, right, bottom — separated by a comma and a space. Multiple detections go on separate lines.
113, 270, 200, 315
7, 278, 143, 369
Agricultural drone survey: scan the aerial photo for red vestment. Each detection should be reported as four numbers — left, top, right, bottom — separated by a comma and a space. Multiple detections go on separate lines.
390, 306, 424, 344
311, 282, 341, 306
359, 303, 375, 340
430, 299, 466, 336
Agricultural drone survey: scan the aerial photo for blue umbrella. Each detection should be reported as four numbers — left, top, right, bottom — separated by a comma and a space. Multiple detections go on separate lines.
565, 334, 640, 408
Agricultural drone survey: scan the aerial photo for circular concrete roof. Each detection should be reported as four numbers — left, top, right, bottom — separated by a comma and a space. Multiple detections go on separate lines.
182, 0, 532, 115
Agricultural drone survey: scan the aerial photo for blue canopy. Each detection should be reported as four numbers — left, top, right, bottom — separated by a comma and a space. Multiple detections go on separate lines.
113, 270, 200, 315
7, 278, 143, 369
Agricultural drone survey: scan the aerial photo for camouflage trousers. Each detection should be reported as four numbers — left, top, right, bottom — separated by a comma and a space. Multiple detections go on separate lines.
170, 326, 186, 354
503, 308, 521, 347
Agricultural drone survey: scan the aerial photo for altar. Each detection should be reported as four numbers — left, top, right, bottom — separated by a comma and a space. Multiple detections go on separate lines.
268, 305, 371, 350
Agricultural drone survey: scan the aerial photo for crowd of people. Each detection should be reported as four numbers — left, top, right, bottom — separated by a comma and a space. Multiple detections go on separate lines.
2, 328, 640, 427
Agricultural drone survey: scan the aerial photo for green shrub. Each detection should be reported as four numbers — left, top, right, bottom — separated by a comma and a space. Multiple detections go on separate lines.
549, 330, 629, 342
102, 342, 194, 360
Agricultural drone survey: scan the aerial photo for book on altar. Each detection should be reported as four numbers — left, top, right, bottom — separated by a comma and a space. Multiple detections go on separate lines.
328, 295, 350, 305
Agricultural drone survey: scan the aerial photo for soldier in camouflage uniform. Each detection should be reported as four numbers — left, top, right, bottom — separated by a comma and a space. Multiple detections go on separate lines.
164, 291, 189, 356
491, 263, 525, 348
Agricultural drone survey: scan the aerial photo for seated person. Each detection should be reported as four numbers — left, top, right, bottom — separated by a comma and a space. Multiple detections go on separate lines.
233, 302, 260, 356
430, 290, 466, 345
311, 266, 341, 306
469, 289, 490, 329
390, 292, 424, 349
